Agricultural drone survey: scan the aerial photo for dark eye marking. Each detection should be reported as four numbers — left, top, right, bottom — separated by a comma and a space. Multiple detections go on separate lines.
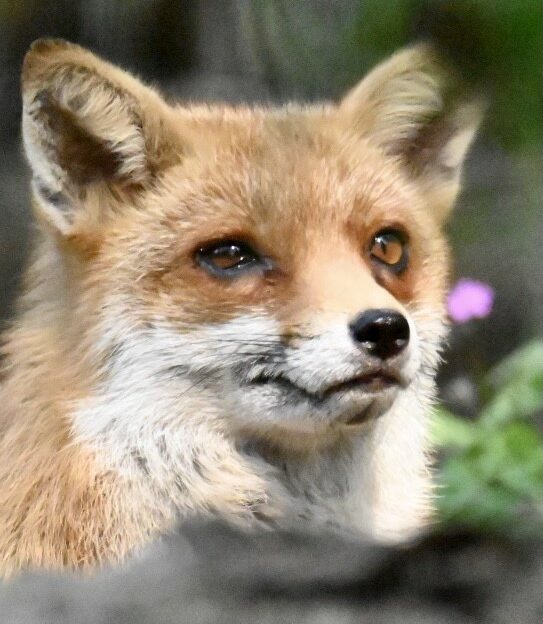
368, 229, 409, 274
195, 240, 272, 279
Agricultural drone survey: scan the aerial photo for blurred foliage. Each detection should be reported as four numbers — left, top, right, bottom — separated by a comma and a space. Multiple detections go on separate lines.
432, 340, 543, 535
352, 0, 543, 151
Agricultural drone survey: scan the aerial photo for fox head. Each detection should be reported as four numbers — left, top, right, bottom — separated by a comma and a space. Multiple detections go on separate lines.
20, 40, 481, 460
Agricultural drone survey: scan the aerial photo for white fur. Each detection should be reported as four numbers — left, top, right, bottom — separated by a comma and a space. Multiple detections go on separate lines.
72, 302, 446, 540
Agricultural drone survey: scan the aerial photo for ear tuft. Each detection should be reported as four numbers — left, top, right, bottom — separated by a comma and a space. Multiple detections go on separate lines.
21, 39, 182, 232
340, 43, 484, 221
341, 44, 449, 149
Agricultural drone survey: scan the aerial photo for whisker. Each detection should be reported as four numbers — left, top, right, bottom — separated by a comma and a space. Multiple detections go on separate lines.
189, 339, 284, 347
160, 370, 216, 398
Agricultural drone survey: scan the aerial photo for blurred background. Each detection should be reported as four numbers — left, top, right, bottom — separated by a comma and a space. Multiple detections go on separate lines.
0, 1, 541, 622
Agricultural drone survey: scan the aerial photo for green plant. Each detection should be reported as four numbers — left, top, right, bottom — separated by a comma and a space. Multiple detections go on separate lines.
432, 340, 543, 535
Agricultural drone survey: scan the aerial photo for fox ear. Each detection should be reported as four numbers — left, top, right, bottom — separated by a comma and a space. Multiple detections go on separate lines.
21, 39, 182, 233
340, 44, 484, 222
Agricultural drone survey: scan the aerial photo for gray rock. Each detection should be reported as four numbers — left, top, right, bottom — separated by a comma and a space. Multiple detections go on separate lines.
0, 522, 541, 624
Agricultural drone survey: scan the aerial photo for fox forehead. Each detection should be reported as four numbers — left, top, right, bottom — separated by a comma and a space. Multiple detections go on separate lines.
112, 102, 434, 242
168, 101, 422, 214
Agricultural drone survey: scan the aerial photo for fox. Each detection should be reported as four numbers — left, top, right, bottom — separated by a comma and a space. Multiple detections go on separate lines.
0, 39, 482, 578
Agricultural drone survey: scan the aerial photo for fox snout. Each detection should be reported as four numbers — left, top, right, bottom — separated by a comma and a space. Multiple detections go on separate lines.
349, 309, 410, 361
209, 304, 419, 438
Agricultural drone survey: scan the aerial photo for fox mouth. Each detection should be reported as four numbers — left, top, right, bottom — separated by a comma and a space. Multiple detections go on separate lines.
246, 370, 400, 405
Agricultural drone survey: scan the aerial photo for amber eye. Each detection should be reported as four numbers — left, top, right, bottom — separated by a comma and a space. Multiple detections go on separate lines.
369, 229, 408, 273
195, 240, 271, 278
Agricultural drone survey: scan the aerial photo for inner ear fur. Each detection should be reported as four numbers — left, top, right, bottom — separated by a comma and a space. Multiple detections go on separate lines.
21, 39, 183, 229
340, 43, 484, 222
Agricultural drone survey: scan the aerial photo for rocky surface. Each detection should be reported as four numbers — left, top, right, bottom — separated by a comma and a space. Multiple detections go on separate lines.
1, 522, 541, 624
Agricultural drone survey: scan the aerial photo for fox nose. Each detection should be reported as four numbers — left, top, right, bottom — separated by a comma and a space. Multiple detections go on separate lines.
349, 309, 410, 360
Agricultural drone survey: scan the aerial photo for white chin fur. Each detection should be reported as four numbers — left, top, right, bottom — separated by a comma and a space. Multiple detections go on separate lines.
71, 307, 446, 540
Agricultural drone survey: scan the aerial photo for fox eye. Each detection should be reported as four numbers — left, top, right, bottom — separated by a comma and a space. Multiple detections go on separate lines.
369, 229, 408, 273
196, 240, 270, 278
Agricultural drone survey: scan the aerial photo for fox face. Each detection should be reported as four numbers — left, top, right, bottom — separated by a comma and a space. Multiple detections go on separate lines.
7, 39, 482, 559
90, 131, 449, 444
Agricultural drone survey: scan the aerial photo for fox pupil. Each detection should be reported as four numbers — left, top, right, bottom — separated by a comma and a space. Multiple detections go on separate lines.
370, 231, 406, 270
196, 241, 261, 277
213, 245, 248, 268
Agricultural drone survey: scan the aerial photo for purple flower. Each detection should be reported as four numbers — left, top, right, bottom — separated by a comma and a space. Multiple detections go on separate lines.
447, 279, 495, 324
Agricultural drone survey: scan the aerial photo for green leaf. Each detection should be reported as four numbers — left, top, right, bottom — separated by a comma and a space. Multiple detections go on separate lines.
430, 407, 477, 449
498, 422, 543, 497
480, 340, 543, 426
487, 340, 543, 389
437, 457, 518, 529
480, 375, 543, 426
437, 455, 483, 519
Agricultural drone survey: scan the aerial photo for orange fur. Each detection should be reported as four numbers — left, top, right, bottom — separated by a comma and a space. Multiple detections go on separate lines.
0, 40, 482, 577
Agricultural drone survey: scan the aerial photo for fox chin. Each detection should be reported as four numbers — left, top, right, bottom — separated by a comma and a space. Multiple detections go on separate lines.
0, 38, 482, 577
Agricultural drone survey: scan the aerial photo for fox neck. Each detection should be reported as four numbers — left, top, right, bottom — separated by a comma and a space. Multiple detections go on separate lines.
239, 375, 434, 540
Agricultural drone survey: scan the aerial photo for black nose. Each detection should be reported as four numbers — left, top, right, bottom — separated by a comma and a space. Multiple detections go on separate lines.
349, 309, 410, 359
